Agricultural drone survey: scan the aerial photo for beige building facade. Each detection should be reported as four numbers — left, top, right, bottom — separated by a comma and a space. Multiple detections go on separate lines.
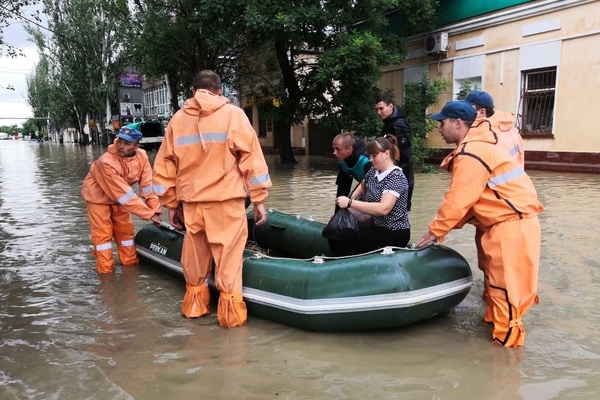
381, 0, 600, 172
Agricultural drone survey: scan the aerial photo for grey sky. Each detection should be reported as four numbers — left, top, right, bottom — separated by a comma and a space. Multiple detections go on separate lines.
1, 8, 44, 127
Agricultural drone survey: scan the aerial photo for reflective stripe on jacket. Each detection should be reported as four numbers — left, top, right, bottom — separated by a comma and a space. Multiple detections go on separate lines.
430, 119, 543, 239
491, 111, 525, 168
81, 141, 161, 220
152, 89, 271, 208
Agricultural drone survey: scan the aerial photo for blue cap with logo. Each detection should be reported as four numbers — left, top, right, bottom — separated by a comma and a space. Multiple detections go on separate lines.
464, 90, 495, 110
430, 101, 477, 122
116, 126, 142, 142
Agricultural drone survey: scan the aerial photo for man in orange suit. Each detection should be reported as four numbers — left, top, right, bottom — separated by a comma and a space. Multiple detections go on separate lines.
153, 70, 271, 328
418, 100, 543, 347
464, 90, 527, 322
82, 126, 162, 273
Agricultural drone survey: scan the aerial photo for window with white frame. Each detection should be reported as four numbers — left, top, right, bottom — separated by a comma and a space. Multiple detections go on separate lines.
520, 67, 556, 135
518, 41, 560, 136
452, 55, 484, 100
144, 91, 154, 116
144, 84, 171, 117
454, 77, 482, 100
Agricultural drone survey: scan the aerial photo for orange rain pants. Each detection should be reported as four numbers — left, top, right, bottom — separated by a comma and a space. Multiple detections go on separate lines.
481, 215, 541, 347
474, 227, 494, 322
86, 203, 138, 273
180, 198, 248, 328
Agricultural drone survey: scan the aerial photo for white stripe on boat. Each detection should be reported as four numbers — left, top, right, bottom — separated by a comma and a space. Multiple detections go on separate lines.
136, 245, 473, 315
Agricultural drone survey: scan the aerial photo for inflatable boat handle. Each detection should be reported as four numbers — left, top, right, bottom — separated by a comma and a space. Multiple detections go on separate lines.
269, 223, 287, 230
159, 221, 186, 236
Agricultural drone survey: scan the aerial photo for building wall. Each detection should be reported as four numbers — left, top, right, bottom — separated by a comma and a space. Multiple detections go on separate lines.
385, 0, 600, 170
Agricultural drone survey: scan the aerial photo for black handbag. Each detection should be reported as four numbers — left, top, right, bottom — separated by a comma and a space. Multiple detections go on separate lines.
348, 207, 374, 229
322, 209, 359, 240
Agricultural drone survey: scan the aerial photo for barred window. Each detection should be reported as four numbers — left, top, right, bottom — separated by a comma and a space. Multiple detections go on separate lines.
520, 67, 556, 135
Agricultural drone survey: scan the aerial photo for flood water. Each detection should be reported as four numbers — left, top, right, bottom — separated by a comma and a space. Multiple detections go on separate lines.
0, 140, 599, 400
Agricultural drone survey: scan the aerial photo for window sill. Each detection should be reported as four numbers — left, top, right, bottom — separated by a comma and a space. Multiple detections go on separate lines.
521, 133, 554, 139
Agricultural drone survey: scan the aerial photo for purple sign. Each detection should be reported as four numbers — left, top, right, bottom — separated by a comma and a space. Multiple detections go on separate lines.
117, 70, 143, 88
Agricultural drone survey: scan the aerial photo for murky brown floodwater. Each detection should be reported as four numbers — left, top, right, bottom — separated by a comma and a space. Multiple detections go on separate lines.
0, 140, 599, 400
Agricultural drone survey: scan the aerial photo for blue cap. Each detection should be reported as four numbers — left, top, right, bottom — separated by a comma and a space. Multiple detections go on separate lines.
430, 101, 477, 122
464, 90, 495, 110
116, 126, 142, 142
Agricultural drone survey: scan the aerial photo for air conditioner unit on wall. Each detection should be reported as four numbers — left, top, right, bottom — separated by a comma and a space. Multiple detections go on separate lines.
424, 32, 449, 54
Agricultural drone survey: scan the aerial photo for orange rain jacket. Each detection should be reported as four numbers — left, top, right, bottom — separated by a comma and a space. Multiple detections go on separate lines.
82, 141, 161, 273
152, 90, 271, 208
81, 141, 161, 218
431, 119, 543, 347
152, 89, 271, 327
489, 111, 525, 167
466, 111, 526, 318
431, 118, 543, 240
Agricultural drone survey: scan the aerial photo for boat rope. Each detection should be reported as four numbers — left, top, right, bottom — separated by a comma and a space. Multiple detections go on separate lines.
243, 244, 428, 264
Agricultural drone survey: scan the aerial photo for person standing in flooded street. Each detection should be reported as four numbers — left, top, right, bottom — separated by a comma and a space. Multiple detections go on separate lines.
417, 101, 544, 348
152, 70, 271, 328
81, 126, 162, 273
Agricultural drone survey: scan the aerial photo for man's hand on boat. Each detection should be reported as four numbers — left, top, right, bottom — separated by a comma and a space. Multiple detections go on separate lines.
254, 203, 268, 226
417, 230, 438, 247
150, 213, 162, 226
168, 206, 185, 230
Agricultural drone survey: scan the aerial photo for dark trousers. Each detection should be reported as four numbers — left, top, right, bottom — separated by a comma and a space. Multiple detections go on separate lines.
328, 226, 411, 257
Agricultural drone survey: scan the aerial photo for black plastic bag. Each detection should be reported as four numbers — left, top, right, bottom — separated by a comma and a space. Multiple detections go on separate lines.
322, 209, 359, 240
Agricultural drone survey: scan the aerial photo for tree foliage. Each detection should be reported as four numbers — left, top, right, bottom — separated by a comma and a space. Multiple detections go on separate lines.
22, 0, 441, 158
0, 0, 41, 58
26, 0, 128, 139
236, 0, 439, 162
455, 78, 480, 100
312, 31, 401, 137
126, 0, 254, 112
402, 73, 449, 169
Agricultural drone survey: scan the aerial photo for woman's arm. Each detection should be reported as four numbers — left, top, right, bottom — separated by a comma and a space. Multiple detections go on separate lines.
348, 192, 396, 216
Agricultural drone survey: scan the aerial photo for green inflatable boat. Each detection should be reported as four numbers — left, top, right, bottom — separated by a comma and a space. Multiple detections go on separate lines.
135, 209, 473, 332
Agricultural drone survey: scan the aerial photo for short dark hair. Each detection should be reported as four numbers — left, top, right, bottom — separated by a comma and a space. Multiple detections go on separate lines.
474, 104, 495, 117
333, 132, 356, 148
376, 92, 393, 105
193, 70, 221, 92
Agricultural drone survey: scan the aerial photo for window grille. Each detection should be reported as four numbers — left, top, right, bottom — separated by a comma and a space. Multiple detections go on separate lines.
520, 67, 556, 135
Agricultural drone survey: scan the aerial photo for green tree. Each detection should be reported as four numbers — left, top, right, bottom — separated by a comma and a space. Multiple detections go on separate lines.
26, 58, 51, 132
402, 73, 449, 170
22, 119, 39, 137
26, 0, 127, 141
0, 0, 40, 58
126, 0, 254, 113
312, 31, 400, 137
26, 53, 72, 135
240, 0, 440, 163
455, 78, 480, 100
0, 125, 19, 135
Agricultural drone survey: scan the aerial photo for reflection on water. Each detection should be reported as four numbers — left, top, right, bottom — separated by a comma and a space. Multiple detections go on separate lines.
0, 141, 599, 399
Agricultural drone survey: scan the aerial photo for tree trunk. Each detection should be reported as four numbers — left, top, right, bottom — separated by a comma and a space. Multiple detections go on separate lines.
274, 118, 297, 164
167, 73, 180, 113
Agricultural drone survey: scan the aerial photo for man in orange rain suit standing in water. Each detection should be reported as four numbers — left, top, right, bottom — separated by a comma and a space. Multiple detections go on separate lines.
462, 90, 526, 323
152, 70, 271, 328
82, 126, 162, 274
417, 101, 543, 347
